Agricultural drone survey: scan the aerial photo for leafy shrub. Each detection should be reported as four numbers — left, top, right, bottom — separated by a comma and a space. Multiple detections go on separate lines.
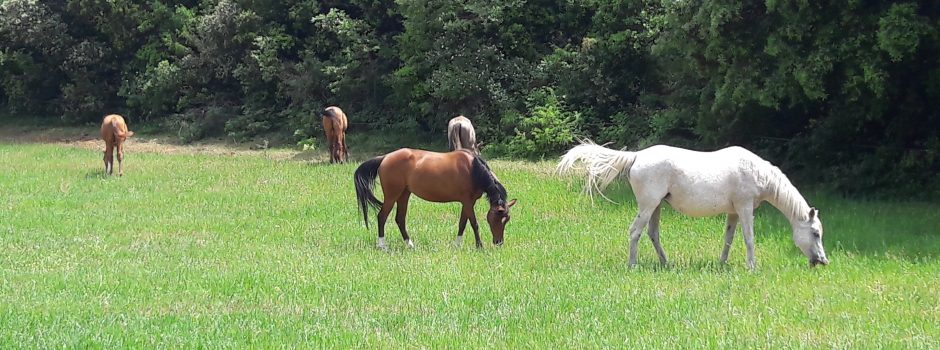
497, 88, 580, 159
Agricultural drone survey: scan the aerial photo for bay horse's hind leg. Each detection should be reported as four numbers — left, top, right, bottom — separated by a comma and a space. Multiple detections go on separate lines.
395, 191, 415, 249
376, 199, 395, 251
377, 181, 405, 251
647, 204, 668, 265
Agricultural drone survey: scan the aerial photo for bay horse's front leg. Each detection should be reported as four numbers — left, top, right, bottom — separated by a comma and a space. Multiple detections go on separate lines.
460, 203, 482, 248
456, 213, 468, 247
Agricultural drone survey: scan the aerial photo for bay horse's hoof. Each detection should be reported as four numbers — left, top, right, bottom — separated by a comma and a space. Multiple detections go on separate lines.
405, 239, 415, 249
377, 237, 388, 252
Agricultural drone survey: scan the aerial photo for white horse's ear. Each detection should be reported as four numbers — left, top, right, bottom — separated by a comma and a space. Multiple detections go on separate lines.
809, 207, 817, 219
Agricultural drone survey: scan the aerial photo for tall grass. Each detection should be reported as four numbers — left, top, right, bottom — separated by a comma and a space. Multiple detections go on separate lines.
0, 143, 937, 348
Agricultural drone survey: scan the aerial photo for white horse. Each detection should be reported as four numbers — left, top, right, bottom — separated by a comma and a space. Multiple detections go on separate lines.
557, 142, 829, 269
447, 116, 478, 154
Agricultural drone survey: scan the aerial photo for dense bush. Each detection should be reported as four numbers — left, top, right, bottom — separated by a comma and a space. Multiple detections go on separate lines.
1, 0, 937, 197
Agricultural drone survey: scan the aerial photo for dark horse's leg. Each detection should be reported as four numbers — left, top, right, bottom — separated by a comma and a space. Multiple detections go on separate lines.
460, 203, 482, 248
377, 199, 395, 251
456, 203, 469, 246
395, 191, 414, 249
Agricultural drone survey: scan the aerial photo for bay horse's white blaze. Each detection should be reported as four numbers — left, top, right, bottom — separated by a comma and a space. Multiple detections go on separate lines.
558, 142, 829, 269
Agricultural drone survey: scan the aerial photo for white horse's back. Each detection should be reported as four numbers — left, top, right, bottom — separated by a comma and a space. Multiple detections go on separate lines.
630, 145, 767, 216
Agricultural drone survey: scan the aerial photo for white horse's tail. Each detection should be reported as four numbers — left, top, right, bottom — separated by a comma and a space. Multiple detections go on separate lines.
557, 142, 637, 197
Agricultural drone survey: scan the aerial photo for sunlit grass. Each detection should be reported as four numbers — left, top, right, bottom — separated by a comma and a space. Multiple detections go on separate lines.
1, 143, 938, 347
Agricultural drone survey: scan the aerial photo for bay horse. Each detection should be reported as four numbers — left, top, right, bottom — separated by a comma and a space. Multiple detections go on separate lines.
100, 114, 135, 176
557, 142, 828, 269
322, 106, 348, 163
354, 149, 517, 250
447, 115, 478, 154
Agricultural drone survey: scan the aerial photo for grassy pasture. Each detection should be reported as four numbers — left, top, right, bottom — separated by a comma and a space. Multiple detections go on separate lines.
1, 138, 938, 348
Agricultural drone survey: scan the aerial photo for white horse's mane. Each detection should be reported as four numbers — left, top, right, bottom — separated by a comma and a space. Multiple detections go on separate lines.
752, 158, 810, 223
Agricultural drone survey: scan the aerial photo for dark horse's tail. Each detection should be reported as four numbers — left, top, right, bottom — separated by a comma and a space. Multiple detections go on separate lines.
354, 156, 385, 228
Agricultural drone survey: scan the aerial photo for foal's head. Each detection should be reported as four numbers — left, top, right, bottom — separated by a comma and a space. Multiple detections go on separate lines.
792, 208, 829, 267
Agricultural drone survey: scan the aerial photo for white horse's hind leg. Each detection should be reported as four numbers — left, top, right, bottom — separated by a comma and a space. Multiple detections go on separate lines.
647, 204, 668, 264
627, 205, 657, 267
719, 214, 739, 263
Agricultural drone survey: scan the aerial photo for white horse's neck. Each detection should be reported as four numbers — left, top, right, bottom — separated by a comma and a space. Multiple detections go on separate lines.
762, 167, 810, 225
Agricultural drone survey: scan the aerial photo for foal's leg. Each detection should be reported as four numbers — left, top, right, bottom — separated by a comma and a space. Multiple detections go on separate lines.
103, 144, 114, 175
719, 214, 739, 263
395, 191, 415, 249
628, 204, 657, 266
116, 143, 125, 176
647, 204, 668, 264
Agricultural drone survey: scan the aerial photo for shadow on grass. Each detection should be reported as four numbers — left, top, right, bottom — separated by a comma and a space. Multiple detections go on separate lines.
84, 168, 127, 180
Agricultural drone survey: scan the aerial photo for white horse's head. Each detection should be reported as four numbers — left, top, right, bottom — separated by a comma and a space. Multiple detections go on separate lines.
792, 207, 829, 267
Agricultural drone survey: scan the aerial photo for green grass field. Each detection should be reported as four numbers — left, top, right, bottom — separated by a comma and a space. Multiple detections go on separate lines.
1, 140, 939, 348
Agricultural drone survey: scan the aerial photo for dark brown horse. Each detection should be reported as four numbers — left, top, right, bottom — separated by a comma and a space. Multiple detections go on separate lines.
100, 114, 134, 176
354, 149, 517, 250
322, 106, 348, 163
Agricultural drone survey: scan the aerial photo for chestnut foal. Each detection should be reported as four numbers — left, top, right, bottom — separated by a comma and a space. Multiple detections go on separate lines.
100, 114, 134, 176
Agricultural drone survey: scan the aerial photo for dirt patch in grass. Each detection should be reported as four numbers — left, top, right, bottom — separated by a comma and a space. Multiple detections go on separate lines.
0, 125, 323, 161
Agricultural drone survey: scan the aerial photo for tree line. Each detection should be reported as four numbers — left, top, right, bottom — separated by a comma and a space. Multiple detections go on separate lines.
1, 0, 938, 197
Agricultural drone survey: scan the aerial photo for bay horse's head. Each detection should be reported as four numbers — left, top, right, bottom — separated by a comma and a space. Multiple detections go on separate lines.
486, 198, 517, 246
471, 156, 518, 246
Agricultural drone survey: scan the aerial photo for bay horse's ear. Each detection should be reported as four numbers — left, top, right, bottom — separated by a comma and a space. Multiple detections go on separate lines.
507, 199, 517, 208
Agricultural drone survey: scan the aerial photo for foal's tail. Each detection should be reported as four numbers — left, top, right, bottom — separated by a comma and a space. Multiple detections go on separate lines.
354, 156, 385, 228
556, 141, 637, 198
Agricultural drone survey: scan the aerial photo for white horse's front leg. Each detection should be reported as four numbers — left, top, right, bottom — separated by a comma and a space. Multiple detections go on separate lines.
719, 214, 739, 263
627, 207, 656, 267
736, 209, 756, 270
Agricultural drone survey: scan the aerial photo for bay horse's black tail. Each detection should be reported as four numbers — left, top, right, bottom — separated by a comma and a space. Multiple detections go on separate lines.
354, 156, 385, 228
